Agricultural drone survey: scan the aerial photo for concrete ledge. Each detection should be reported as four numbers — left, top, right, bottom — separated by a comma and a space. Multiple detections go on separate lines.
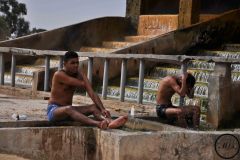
0, 120, 240, 160
0, 125, 239, 160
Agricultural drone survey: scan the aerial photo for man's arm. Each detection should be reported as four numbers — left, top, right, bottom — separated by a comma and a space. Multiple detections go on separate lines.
171, 73, 188, 97
79, 71, 111, 118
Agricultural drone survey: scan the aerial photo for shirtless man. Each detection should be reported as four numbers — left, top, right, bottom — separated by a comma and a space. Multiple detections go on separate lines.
156, 73, 200, 128
47, 51, 128, 129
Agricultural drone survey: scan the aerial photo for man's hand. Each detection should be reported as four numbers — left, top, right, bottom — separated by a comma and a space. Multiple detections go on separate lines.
101, 109, 111, 118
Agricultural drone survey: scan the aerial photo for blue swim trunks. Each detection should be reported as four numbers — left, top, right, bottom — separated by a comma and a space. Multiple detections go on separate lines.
47, 103, 59, 121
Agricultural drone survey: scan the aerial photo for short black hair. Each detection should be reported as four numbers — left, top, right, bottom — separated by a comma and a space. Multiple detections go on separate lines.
186, 73, 196, 88
63, 51, 78, 62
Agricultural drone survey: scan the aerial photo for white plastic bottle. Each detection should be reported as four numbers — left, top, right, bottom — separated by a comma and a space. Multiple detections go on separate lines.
19, 114, 27, 120
130, 106, 135, 117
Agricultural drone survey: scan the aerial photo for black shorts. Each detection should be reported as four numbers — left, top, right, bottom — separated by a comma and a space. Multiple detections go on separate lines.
156, 104, 175, 118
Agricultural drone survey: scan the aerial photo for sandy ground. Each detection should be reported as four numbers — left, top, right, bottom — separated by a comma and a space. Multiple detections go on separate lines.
0, 154, 30, 160
0, 93, 155, 122
0, 94, 48, 121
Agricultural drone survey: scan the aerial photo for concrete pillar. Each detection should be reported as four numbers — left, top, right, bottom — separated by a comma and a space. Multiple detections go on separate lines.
207, 63, 232, 128
137, 59, 145, 104
0, 53, 4, 85
178, 0, 201, 29
44, 56, 50, 92
126, 0, 142, 29
179, 63, 188, 106
120, 59, 127, 102
10, 54, 16, 87
102, 59, 109, 99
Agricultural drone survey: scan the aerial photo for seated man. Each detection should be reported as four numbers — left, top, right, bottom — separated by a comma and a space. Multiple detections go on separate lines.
47, 51, 128, 129
156, 72, 200, 128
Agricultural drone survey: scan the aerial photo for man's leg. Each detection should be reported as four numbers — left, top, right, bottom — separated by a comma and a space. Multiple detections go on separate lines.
52, 105, 108, 129
64, 104, 128, 129
73, 104, 104, 120
191, 105, 200, 128
182, 105, 201, 128
165, 107, 188, 128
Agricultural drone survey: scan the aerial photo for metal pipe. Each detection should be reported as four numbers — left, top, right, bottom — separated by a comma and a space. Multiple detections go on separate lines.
120, 59, 127, 102
102, 59, 109, 99
87, 57, 93, 84
137, 59, 145, 104
86, 57, 93, 96
11, 54, 16, 87
58, 56, 64, 71
44, 56, 50, 91
0, 53, 4, 85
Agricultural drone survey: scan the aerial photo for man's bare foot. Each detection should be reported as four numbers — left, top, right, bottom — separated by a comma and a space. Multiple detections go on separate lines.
108, 115, 128, 129
98, 119, 109, 130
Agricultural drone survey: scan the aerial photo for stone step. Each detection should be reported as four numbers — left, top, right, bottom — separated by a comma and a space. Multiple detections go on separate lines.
199, 50, 240, 59
127, 77, 160, 90
188, 60, 240, 72
138, 15, 178, 35
79, 47, 116, 53
188, 60, 214, 71
150, 67, 240, 82
127, 77, 208, 97
4, 73, 33, 87
15, 65, 45, 75
103, 86, 208, 113
222, 43, 240, 51
102, 41, 134, 49
105, 86, 156, 103
124, 35, 155, 42
34, 58, 61, 67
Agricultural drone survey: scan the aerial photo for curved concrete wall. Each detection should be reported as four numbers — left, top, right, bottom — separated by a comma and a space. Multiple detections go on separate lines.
0, 17, 131, 50
0, 17, 132, 66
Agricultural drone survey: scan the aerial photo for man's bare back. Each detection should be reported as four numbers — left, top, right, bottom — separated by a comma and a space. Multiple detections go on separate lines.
156, 76, 178, 105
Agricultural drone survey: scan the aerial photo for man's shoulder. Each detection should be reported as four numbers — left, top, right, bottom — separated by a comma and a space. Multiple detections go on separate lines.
54, 70, 64, 76
163, 76, 175, 81
54, 70, 71, 81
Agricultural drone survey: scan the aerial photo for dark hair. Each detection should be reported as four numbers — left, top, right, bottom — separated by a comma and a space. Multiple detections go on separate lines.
186, 73, 196, 88
63, 51, 78, 62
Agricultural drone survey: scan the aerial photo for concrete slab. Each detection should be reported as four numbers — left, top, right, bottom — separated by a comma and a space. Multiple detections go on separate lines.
0, 120, 239, 160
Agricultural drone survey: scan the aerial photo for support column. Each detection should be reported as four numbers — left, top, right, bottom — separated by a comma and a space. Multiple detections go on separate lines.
86, 58, 93, 97
179, 63, 188, 106
207, 63, 232, 128
126, 0, 142, 29
0, 53, 4, 85
44, 56, 50, 92
102, 59, 109, 99
11, 54, 16, 87
120, 59, 127, 102
178, 0, 201, 29
137, 59, 145, 104
58, 56, 64, 71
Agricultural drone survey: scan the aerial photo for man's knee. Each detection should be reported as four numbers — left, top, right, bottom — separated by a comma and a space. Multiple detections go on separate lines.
88, 104, 101, 114
193, 106, 200, 114
176, 109, 184, 117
